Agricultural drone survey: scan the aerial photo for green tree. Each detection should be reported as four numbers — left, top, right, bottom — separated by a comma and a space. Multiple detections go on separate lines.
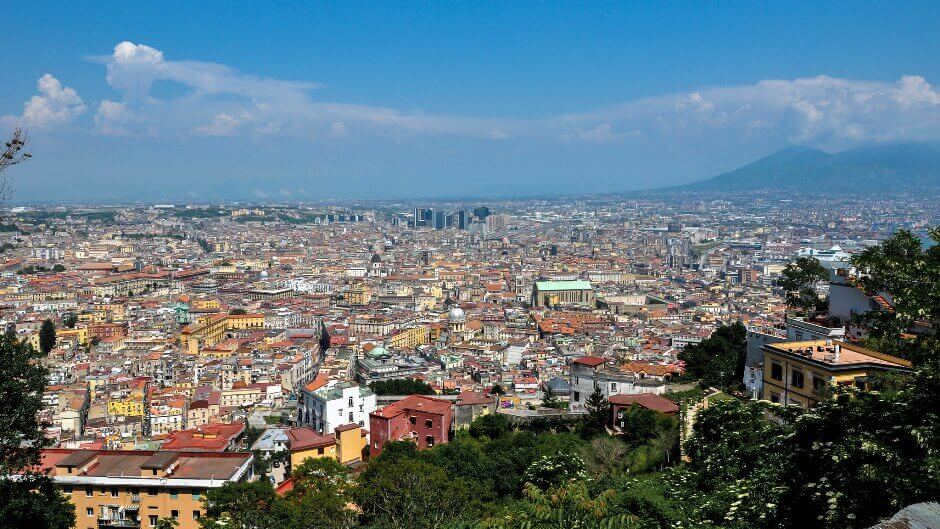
540, 384, 565, 409
677, 321, 747, 390
482, 481, 638, 529
581, 387, 610, 438
198, 480, 294, 529
62, 313, 77, 329
286, 458, 356, 529
778, 256, 828, 313
0, 332, 75, 529
368, 378, 435, 395
852, 227, 940, 364
38, 319, 56, 354
524, 452, 585, 490
153, 518, 179, 529
490, 383, 506, 395
469, 413, 510, 439
357, 457, 477, 529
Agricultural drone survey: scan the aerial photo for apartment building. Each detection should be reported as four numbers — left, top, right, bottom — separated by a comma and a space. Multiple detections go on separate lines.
40, 448, 252, 529
762, 340, 912, 407
298, 378, 376, 434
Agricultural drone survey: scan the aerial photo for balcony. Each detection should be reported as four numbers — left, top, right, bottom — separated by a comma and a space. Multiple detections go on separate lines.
98, 518, 140, 529
97, 505, 140, 529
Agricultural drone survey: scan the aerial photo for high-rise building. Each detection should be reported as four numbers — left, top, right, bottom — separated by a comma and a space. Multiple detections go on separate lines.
457, 210, 470, 230
473, 206, 490, 220
413, 208, 432, 227
434, 210, 448, 230
485, 213, 509, 232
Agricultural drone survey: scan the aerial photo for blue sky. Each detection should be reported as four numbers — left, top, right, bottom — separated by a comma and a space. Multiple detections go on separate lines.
2, 1, 939, 202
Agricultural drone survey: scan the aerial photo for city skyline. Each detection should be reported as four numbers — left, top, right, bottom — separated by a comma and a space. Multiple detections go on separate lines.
2, 2, 940, 201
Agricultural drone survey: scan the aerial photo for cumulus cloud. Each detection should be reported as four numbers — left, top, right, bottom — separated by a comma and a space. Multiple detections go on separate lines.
2, 74, 86, 128
559, 74, 940, 147
193, 113, 242, 136
73, 41, 940, 150
94, 100, 135, 136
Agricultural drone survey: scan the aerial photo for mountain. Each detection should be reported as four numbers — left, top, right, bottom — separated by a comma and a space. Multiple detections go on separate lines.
679, 143, 940, 192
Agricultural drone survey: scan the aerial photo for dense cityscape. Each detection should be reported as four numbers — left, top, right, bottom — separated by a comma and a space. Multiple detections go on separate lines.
2, 3, 939, 529
0, 186, 937, 529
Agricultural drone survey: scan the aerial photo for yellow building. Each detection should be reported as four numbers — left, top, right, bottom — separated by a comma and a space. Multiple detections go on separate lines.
57, 326, 89, 346
40, 448, 252, 529
387, 325, 432, 350
762, 340, 912, 407
108, 397, 144, 417
180, 313, 264, 354
287, 424, 367, 469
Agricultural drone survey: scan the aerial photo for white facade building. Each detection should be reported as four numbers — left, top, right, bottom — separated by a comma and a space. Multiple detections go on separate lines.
299, 380, 376, 436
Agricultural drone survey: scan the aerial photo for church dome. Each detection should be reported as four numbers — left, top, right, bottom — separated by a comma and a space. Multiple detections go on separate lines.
367, 346, 388, 358
448, 307, 466, 322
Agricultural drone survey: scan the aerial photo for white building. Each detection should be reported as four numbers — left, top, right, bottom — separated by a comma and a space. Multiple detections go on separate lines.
299, 380, 376, 436
568, 356, 665, 412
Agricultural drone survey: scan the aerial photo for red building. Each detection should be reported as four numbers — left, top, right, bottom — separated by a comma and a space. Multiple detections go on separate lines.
368, 395, 453, 456
608, 393, 679, 431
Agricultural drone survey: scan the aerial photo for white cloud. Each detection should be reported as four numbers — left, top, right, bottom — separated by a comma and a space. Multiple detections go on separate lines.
559, 74, 940, 147
194, 113, 241, 136
327, 121, 348, 138
2, 74, 86, 128
76, 41, 940, 149
94, 100, 135, 136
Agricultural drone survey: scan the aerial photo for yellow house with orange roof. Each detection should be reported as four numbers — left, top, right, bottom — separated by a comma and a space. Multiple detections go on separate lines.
762, 339, 912, 407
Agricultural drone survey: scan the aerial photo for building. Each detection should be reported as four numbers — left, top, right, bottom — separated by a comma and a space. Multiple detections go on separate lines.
569, 356, 665, 412
298, 378, 376, 435
609, 393, 680, 431
37, 448, 252, 529
369, 395, 453, 456
287, 423, 367, 468
531, 280, 595, 307
761, 340, 912, 407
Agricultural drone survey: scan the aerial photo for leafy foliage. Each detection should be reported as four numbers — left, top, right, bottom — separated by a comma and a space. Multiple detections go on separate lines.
368, 378, 435, 395
778, 256, 829, 313
38, 319, 56, 354
677, 322, 747, 391
0, 333, 75, 529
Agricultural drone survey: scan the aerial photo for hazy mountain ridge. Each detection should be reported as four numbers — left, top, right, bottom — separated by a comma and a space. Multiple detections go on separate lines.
680, 143, 940, 192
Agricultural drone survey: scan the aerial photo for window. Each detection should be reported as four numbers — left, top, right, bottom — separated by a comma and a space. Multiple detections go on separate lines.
171, 510, 179, 519
409, 416, 416, 425
193, 511, 201, 520
348, 411, 354, 422
86, 508, 94, 517
149, 515, 158, 527
62, 486, 73, 494
813, 375, 826, 392
770, 392, 780, 403
425, 419, 433, 428
348, 396, 353, 406
791, 369, 805, 389
86, 487, 93, 497
110, 487, 119, 498
147, 487, 157, 496
771, 363, 783, 381
170, 489, 179, 499
191, 490, 201, 500
426, 435, 435, 447
573, 391, 580, 402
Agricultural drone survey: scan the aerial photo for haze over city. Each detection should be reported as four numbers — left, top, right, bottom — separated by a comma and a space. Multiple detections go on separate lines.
2, 1, 939, 201
1, 4, 939, 529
